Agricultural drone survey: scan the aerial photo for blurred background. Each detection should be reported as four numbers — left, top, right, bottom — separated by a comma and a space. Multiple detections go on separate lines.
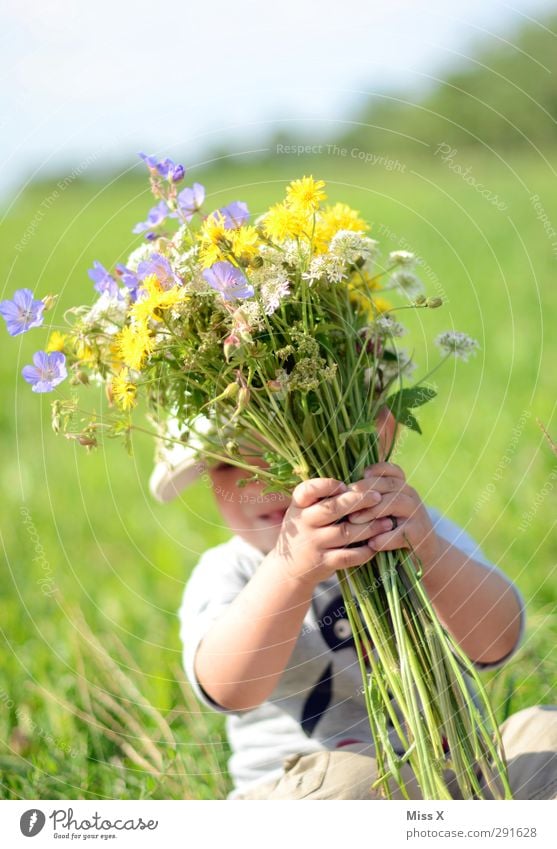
1, 0, 556, 799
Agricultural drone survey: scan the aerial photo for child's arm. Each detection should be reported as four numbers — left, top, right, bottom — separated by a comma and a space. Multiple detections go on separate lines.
194, 477, 395, 711
347, 461, 523, 666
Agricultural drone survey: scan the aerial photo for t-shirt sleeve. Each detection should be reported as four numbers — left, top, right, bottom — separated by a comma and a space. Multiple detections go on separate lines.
178, 539, 255, 715
426, 507, 526, 671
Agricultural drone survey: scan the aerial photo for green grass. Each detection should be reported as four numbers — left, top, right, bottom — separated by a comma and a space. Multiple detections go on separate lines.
1, 152, 556, 798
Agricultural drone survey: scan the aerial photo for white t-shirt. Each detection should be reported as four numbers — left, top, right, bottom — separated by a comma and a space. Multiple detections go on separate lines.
179, 506, 525, 798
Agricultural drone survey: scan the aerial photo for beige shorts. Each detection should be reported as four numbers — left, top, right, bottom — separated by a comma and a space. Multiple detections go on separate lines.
234, 705, 557, 800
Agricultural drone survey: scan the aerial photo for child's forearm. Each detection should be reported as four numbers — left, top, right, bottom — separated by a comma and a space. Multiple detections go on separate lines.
420, 536, 522, 665
194, 548, 316, 711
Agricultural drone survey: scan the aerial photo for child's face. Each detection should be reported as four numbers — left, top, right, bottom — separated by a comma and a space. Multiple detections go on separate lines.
208, 455, 291, 554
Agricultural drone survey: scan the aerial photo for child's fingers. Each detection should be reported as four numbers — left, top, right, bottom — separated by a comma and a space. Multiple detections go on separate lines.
363, 461, 406, 480
322, 541, 376, 572
348, 475, 406, 497
367, 520, 411, 552
346, 492, 417, 524
304, 488, 382, 527
291, 478, 348, 510
319, 516, 394, 549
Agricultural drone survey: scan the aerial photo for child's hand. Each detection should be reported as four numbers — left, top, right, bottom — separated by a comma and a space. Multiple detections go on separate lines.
273, 477, 397, 586
346, 461, 440, 567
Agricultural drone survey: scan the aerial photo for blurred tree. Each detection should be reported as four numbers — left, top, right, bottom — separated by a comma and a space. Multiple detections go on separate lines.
341, 12, 557, 156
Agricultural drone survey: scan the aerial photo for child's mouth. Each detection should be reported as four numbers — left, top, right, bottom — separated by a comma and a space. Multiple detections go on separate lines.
257, 508, 287, 523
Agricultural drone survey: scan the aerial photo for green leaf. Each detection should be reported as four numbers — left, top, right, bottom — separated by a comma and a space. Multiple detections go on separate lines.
395, 408, 422, 434
387, 386, 437, 412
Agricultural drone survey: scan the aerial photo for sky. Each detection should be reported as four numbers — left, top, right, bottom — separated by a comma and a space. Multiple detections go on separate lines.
1, 0, 556, 203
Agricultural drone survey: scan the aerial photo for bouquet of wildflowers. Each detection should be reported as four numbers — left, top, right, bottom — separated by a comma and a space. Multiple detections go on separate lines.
2, 153, 511, 799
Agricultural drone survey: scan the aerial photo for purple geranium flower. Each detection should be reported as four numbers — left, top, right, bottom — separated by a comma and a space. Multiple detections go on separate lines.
115, 264, 140, 302
138, 153, 185, 183
0, 288, 45, 336
202, 261, 254, 301
22, 351, 67, 393
219, 201, 249, 229
88, 261, 120, 298
137, 253, 179, 290
171, 182, 205, 221
132, 200, 170, 235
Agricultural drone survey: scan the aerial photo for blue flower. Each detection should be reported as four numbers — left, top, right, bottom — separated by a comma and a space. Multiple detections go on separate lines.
88, 261, 120, 298
202, 261, 254, 301
0, 289, 45, 336
22, 351, 67, 393
137, 253, 179, 290
115, 264, 140, 302
132, 200, 170, 235
171, 183, 205, 221
219, 201, 249, 229
138, 153, 185, 182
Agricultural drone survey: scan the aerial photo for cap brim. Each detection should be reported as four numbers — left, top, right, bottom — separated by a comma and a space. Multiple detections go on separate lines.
149, 455, 206, 503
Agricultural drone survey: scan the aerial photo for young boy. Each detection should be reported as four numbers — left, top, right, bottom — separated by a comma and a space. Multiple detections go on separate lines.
150, 409, 557, 800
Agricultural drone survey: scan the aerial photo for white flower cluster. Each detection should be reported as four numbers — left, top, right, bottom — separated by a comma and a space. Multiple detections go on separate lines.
390, 269, 424, 298
435, 331, 479, 362
302, 254, 347, 285
374, 314, 407, 338
261, 277, 290, 315
329, 230, 379, 265
388, 250, 416, 266
80, 291, 128, 334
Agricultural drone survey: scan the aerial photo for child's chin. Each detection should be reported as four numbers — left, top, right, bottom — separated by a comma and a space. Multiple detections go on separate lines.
241, 525, 281, 554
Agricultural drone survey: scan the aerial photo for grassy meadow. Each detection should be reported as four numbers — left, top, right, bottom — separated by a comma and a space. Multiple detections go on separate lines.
1, 151, 556, 799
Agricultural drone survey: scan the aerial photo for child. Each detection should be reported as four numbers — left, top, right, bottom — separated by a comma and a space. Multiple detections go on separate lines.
150, 409, 557, 800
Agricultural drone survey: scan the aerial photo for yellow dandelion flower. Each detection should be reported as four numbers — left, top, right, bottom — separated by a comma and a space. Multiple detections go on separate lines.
262, 202, 309, 242
349, 270, 381, 292
74, 338, 96, 366
285, 176, 327, 212
115, 323, 154, 371
198, 212, 230, 268
313, 202, 369, 252
230, 225, 261, 262
131, 274, 186, 324
371, 296, 393, 315
111, 368, 137, 411
46, 330, 67, 352
349, 290, 392, 321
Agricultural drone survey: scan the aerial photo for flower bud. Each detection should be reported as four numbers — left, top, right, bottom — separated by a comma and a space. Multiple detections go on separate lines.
251, 255, 264, 269
42, 294, 58, 311
237, 386, 250, 411
223, 334, 241, 362
51, 400, 62, 434
78, 434, 97, 448
427, 297, 443, 309
171, 164, 185, 183
414, 294, 427, 305
221, 381, 240, 401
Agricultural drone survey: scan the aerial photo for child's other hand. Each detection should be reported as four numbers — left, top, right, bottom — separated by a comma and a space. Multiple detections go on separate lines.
346, 462, 440, 566
273, 476, 397, 587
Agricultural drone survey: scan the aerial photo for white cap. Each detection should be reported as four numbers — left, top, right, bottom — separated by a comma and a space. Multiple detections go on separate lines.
149, 415, 213, 503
